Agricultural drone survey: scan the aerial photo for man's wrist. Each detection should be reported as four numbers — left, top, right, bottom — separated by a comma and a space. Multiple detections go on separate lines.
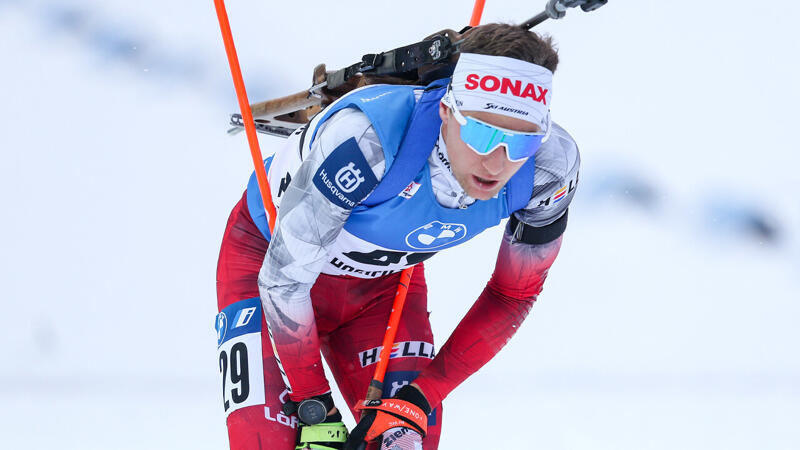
394, 384, 431, 415
410, 382, 426, 401
409, 378, 441, 411
283, 392, 337, 425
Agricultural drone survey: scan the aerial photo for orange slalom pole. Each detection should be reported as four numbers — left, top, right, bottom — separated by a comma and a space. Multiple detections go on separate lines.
369, 267, 414, 388
365, 2, 488, 405
469, 0, 486, 27
214, 0, 277, 233
364, 266, 414, 402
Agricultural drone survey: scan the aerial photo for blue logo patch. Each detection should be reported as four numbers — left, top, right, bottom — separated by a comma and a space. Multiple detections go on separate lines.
216, 297, 262, 348
216, 312, 228, 346
405, 221, 468, 249
383, 371, 438, 426
312, 137, 378, 210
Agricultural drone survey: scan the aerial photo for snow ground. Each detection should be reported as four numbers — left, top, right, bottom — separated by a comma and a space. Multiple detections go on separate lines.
1, 0, 798, 448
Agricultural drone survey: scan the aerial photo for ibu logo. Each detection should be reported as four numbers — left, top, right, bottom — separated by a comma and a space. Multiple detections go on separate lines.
233, 307, 257, 329
335, 162, 366, 193
216, 312, 228, 346
405, 221, 467, 249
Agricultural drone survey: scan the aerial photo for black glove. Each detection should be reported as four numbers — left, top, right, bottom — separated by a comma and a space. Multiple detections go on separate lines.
344, 384, 431, 450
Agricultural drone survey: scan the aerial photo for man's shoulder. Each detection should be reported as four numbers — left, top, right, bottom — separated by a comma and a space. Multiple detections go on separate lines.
313, 83, 424, 144
314, 108, 375, 151
307, 108, 387, 184
534, 122, 580, 180
516, 122, 581, 227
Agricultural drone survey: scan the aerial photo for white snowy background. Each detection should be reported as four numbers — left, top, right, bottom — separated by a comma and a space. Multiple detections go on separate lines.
1, 0, 798, 448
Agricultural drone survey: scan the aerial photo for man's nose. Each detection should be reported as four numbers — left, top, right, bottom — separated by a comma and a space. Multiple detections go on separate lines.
481, 146, 507, 175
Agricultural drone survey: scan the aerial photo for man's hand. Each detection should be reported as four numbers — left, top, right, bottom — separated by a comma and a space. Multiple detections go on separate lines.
283, 393, 338, 426
284, 393, 349, 450
344, 384, 431, 450
295, 410, 349, 450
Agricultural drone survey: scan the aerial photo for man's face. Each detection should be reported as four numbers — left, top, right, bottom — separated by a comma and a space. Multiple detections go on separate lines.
438, 102, 540, 200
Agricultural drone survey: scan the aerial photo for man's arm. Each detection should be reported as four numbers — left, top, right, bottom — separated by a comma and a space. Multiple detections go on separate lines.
257, 109, 385, 401
412, 223, 564, 408
413, 122, 580, 408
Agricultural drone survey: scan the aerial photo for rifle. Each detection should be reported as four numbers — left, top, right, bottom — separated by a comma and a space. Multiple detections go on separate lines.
227, 0, 608, 138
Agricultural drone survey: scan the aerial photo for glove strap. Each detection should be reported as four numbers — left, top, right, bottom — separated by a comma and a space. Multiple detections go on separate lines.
354, 399, 428, 438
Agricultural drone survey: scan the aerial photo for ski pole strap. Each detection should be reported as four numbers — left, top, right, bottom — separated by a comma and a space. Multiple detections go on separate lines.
354, 398, 429, 439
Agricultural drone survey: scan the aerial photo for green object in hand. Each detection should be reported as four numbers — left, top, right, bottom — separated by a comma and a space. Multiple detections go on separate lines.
296, 421, 349, 450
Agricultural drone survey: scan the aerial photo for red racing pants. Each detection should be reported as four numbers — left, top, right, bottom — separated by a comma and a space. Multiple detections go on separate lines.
216, 193, 442, 449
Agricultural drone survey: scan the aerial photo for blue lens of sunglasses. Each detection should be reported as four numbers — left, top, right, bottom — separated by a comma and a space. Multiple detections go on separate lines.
458, 116, 545, 162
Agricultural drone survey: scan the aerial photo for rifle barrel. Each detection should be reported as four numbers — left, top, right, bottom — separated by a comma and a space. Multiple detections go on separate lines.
520, 11, 549, 30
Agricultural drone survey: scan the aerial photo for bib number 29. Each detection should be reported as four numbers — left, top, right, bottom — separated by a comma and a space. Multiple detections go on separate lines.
219, 342, 250, 411
216, 298, 266, 417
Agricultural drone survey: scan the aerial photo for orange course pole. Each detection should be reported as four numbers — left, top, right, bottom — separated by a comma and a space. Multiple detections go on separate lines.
365, 2, 488, 404
376, 269, 413, 369
214, 0, 277, 233
364, 266, 414, 401
469, 0, 486, 27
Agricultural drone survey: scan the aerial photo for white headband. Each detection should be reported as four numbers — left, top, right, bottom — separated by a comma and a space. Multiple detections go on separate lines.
449, 52, 553, 131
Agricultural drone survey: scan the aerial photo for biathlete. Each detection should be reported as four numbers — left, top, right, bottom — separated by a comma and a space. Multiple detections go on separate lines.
215, 23, 580, 450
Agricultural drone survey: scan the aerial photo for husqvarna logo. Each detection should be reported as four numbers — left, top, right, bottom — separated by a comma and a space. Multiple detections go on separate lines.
335, 163, 366, 193
405, 221, 467, 249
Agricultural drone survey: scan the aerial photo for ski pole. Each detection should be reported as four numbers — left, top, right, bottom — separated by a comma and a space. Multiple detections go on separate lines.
362, 0, 489, 405
364, 266, 415, 401
214, 0, 277, 233
468, 0, 486, 27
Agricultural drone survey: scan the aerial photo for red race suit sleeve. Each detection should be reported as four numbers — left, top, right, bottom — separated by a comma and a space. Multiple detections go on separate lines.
413, 224, 563, 408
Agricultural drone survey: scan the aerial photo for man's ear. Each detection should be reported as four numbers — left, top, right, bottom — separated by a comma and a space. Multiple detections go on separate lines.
438, 102, 449, 123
